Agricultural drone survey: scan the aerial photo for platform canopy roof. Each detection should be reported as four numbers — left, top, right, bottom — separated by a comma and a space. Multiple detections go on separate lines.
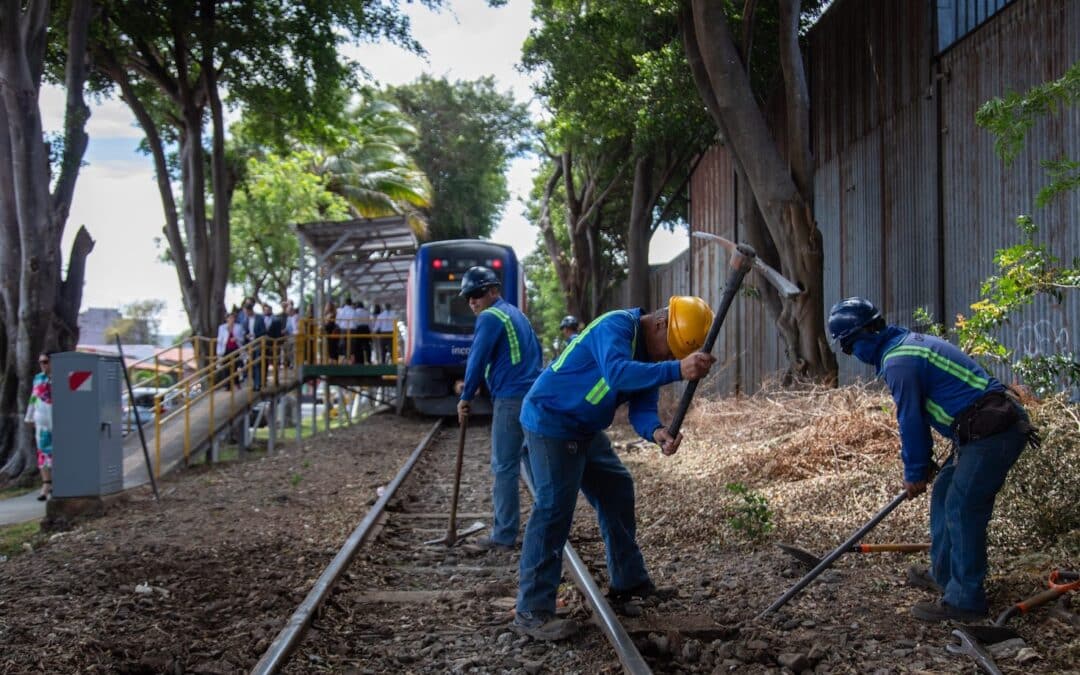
295, 215, 418, 305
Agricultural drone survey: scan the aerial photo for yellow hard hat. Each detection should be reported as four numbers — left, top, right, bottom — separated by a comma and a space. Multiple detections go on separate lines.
667, 296, 714, 359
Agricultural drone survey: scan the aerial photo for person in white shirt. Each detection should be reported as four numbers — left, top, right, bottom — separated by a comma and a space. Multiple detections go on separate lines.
337, 297, 356, 363
375, 303, 396, 363
353, 300, 371, 365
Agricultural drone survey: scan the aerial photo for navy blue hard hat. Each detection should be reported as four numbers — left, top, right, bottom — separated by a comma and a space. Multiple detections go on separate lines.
559, 315, 579, 330
459, 266, 500, 297
828, 297, 882, 347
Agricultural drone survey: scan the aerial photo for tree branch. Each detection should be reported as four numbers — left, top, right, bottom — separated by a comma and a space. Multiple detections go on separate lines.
50, 0, 93, 223
778, 0, 813, 201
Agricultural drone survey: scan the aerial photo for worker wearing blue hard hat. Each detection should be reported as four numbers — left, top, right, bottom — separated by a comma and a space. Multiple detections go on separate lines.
457, 266, 543, 553
828, 297, 1039, 624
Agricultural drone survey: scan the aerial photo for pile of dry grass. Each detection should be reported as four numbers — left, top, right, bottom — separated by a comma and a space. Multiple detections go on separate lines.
681, 381, 901, 485
992, 394, 1080, 559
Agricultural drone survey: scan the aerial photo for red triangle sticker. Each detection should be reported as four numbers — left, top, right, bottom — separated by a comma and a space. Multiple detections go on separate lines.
69, 371, 92, 391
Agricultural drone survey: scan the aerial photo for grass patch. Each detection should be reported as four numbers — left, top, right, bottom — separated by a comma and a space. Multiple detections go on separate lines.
0, 521, 42, 558
0, 485, 36, 501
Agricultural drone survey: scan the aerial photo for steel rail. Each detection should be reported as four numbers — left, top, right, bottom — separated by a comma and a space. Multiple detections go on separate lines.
520, 461, 652, 675
251, 418, 444, 675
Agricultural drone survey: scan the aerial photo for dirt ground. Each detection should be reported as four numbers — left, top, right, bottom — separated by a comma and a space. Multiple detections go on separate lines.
0, 387, 1077, 674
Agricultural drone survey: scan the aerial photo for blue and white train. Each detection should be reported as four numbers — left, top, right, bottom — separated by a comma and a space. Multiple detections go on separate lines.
401, 239, 524, 415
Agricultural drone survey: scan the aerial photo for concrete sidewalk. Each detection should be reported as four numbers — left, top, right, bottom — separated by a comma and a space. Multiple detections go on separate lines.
0, 374, 299, 527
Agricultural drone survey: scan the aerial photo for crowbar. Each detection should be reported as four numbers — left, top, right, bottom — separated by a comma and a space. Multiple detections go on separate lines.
424, 414, 485, 546
666, 236, 801, 446
777, 542, 930, 569
760, 490, 909, 616
948, 569, 1080, 674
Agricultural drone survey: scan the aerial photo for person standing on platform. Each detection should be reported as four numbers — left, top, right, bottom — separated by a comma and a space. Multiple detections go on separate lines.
456, 266, 543, 553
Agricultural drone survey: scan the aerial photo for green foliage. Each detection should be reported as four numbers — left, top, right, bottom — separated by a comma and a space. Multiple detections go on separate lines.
725, 482, 773, 542
231, 151, 351, 301
925, 61, 1080, 396
289, 472, 303, 487
105, 299, 166, 344
523, 248, 569, 362
387, 76, 532, 240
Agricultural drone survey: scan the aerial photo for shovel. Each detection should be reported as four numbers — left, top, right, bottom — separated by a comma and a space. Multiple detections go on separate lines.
424, 414, 485, 546
778, 542, 930, 569
760, 490, 909, 616
948, 570, 1080, 674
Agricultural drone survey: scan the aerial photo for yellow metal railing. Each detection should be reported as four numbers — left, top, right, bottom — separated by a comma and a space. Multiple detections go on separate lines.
123, 320, 403, 478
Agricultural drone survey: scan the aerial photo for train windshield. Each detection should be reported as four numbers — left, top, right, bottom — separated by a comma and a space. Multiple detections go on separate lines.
431, 281, 474, 333
425, 246, 509, 334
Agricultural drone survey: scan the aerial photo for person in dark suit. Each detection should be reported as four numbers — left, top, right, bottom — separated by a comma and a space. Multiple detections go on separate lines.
245, 301, 267, 391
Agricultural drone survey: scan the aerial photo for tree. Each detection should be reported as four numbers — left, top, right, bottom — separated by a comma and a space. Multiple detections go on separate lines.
681, 0, 836, 381
105, 299, 166, 345
523, 0, 713, 310
87, 0, 452, 347
230, 151, 351, 302
387, 75, 532, 240
0, 0, 95, 480
311, 97, 432, 234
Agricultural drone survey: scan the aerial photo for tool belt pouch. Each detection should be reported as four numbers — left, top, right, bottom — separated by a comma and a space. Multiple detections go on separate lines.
954, 391, 1019, 445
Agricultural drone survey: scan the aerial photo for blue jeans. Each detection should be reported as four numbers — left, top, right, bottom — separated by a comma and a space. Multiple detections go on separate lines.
929, 418, 1027, 612
517, 429, 650, 617
490, 397, 527, 546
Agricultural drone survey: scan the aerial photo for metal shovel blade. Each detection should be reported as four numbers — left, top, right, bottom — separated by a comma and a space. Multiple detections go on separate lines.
777, 543, 822, 568
424, 521, 486, 546
954, 623, 1022, 645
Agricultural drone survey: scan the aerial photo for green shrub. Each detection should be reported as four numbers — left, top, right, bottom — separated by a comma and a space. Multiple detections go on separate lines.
725, 482, 774, 542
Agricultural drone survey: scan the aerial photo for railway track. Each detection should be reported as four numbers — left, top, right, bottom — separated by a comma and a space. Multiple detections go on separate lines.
251, 415, 651, 674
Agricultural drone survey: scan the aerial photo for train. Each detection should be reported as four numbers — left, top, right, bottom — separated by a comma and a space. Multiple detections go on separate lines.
400, 239, 525, 416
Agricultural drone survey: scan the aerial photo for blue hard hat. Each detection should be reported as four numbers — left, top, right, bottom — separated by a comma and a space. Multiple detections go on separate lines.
559, 315, 579, 330
459, 266, 501, 297
827, 297, 882, 347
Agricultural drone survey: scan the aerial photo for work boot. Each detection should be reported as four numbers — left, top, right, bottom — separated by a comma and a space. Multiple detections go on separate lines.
512, 611, 579, 641
911, 600, 986, 623
609, 578, 673, 604
475, 536, 515, 553
906, 566, 944, 594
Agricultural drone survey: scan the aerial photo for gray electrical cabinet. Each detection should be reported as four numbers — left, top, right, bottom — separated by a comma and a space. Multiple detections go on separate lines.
51, 352, 125, 497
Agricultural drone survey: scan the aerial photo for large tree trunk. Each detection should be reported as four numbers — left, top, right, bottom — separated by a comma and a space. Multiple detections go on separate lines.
684, 0, 836, 381
626, 155, 654, 311
0, 0, 94, 479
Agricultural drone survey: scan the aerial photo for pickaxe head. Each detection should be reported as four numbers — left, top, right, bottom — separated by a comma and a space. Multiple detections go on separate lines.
691, 232, 802, 298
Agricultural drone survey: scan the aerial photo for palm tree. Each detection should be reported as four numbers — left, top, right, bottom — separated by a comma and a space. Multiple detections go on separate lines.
311, 98, 432, 237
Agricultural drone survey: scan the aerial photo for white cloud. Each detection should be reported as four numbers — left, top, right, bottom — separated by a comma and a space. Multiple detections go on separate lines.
40, 85, 145, 139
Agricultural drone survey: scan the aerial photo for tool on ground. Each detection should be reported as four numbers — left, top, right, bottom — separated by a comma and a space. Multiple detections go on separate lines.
947, 569, 1080, 675
760, 490, 908, 616
424, 413, 484, 546
667, 238, 800, 443
777, 542, 930, 568
115, 336, 159, 501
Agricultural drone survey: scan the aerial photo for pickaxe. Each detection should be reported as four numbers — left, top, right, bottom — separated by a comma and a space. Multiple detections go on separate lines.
665, 233, 801, 446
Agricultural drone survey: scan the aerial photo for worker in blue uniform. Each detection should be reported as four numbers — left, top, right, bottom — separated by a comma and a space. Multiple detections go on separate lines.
457, 266, 543, 552
512, 297, 717, 641
828, 297, 1038, 623
559, 315, 580, 343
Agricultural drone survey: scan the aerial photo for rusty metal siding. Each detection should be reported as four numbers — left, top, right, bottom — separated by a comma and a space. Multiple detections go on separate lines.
939, 0, 1080, 384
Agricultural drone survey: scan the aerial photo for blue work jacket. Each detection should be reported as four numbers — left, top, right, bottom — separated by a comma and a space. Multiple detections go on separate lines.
521, 308, 682, 442
460, 297, 542, 401
869, 326, 1004, 482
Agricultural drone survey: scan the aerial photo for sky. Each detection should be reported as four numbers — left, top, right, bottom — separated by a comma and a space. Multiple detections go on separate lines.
45, 1, 689, 337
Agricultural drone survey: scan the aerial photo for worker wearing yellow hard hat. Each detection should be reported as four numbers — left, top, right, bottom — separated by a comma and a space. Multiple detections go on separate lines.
511, 297, 716, 641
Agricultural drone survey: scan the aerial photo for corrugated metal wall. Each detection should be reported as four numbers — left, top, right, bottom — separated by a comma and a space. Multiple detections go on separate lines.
679, 0, 1077, 391
939, 0, 1079, 385
614, 0, 1077, 393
